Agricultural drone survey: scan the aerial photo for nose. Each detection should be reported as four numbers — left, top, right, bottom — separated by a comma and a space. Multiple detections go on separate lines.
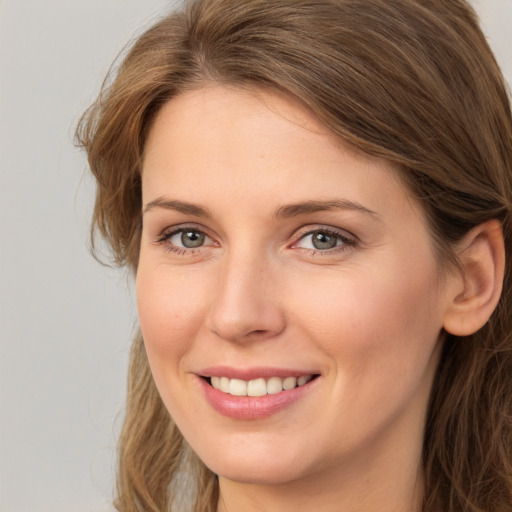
205, 250, 286, 343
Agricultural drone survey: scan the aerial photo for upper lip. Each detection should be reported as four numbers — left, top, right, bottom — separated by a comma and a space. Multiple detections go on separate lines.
198, 366, 319, 381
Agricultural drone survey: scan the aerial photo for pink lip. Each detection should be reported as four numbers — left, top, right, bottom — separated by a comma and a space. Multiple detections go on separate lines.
197, 371, 319, 420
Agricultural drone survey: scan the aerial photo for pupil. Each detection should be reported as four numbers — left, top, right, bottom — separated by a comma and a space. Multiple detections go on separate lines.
181, 231, 205, 248
312, 231, 337, 250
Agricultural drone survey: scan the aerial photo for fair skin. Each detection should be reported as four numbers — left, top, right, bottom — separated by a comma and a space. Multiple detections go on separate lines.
137, 86, 471, 512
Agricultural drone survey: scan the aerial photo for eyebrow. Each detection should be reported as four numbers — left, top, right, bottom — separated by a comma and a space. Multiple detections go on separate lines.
143, 196, 379, 219
143, 197, 211, 217
273, 199, 379, 220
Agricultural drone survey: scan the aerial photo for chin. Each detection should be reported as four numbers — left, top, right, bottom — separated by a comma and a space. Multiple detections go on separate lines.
198, 441, 311, 485
214, 461, 304, 486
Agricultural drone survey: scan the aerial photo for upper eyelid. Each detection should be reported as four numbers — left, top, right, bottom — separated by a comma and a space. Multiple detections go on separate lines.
291, 224, 357, 242
154, 225, 216, 249
158, 223, 211, 238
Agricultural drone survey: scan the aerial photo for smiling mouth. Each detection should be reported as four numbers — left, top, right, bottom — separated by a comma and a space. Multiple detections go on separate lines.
204, 374, 319, 397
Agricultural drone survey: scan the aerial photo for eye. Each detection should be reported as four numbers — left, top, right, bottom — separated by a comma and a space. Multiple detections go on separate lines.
170, 229, 207, 248
294, 228, 355, 251
156, 226, 216, 252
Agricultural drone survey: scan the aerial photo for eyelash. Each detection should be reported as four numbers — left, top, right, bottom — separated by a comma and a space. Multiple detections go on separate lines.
154, 225, 358, 257
155, 225, 215, 255
291, 227, 358, 256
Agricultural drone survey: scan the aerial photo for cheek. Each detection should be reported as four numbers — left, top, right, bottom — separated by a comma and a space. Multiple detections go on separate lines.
136, 264, 210, 366
289, 260, 443, 448
289, 254, 443, 375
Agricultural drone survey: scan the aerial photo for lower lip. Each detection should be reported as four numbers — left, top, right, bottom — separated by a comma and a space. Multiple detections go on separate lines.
199, 377, 318, 420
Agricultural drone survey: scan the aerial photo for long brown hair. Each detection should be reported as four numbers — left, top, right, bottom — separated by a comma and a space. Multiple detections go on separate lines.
76, 1, 512, 510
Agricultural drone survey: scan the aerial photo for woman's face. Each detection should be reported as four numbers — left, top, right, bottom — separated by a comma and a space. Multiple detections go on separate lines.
137, 86, 453, 487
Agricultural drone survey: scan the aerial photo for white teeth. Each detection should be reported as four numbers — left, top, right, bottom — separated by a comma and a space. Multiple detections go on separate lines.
282, 376, 297, 390
297, 375, 312, 386
229, 378, 247, 396
247, 378, 267, 397
220, 376, 230, 393
267, 376, 283, 395
209, 374, 314, 396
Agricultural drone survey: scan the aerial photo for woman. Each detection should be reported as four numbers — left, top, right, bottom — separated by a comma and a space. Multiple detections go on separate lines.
76, 0, 512, 511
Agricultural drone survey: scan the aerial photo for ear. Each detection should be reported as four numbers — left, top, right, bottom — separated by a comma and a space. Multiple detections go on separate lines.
443, 220, 505, 336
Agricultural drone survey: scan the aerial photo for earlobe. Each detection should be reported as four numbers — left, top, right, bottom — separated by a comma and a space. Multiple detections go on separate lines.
443, 220, 505, 337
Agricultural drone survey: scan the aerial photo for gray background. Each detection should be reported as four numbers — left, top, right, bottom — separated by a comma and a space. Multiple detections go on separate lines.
0, 1, 510, 511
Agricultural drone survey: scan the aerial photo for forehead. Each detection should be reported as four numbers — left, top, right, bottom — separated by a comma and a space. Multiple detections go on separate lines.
142, 86, 416, 220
